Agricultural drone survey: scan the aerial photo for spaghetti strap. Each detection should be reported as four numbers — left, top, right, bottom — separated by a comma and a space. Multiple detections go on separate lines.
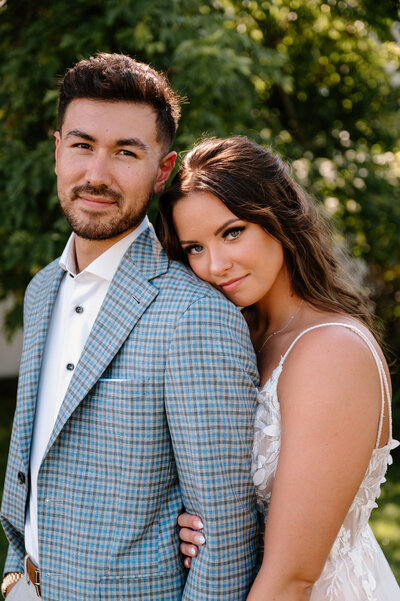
280, 322, 391, 448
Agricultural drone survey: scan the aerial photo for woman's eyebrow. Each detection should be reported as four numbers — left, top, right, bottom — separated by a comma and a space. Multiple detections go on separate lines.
214, 218, 242, 236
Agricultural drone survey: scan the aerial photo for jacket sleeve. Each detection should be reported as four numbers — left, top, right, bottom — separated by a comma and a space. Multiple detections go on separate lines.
3, 540, 24, 576
1, 272, 42, 578
165, 293, 260, 600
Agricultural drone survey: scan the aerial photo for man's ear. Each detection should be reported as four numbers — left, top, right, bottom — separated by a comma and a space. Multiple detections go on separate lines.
54, 131, 61, 175
153, 151, 177, 194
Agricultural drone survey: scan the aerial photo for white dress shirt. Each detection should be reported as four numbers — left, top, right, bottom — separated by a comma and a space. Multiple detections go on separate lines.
25, 218, 149, 565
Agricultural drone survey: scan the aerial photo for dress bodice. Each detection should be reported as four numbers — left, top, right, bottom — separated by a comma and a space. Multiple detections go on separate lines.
251, 323, 400, 600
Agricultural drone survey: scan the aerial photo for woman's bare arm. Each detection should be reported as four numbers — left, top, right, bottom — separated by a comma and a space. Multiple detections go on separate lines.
247, 326, 387, 600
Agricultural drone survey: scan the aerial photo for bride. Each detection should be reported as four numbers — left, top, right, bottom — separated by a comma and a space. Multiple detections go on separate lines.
156, 136, 400, 601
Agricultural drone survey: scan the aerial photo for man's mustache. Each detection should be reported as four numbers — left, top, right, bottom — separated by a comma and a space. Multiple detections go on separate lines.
72, 184, 123, 204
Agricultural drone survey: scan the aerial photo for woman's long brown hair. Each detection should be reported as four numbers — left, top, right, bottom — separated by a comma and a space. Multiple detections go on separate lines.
156, 136, 376, 333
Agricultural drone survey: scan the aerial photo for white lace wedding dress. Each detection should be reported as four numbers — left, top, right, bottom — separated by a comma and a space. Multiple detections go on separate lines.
252, 323, 400, 600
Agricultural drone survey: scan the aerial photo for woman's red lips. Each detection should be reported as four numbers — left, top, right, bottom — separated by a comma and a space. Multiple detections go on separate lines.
219, 275, 247, 293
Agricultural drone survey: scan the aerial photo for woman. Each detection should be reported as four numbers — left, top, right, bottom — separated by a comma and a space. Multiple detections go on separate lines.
156, 136, 400, 601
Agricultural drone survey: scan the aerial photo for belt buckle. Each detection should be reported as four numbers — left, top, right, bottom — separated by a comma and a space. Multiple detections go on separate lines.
34, 569, 41, 597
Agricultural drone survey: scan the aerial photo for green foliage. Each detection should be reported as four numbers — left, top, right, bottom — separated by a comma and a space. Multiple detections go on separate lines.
371, 462, 400, 582
0, 0, 399, 401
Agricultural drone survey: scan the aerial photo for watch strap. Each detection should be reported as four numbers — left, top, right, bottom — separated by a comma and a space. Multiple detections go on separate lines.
1, 573, 23, 598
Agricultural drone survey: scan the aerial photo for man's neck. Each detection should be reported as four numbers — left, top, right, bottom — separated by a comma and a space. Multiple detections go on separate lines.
73, 229, 136, 273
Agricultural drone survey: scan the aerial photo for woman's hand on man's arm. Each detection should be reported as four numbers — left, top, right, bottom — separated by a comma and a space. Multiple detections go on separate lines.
178, 512, 205, 568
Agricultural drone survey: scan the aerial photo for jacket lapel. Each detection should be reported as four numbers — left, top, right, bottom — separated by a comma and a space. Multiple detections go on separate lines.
46, 227, 169, 451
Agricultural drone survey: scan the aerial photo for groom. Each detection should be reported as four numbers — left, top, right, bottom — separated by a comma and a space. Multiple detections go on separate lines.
1, 53, 260, 600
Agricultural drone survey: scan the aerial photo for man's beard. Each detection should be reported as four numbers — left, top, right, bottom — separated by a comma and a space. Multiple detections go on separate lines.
59, 184, 150, 240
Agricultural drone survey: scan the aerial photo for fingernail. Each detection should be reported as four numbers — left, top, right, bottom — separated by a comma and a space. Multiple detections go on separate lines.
194, 520, 204, 529
184, 558, 190, 568
189, 546, 196, 556
194, 534, 205, 544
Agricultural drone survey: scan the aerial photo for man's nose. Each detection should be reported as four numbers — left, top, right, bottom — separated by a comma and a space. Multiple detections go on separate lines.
85, 152, 113, 186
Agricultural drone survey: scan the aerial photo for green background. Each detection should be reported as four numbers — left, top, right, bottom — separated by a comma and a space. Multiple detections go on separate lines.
0, 0, 399, 580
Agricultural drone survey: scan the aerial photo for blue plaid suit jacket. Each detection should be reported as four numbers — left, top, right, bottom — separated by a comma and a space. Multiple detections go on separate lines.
1, 226, 260, 600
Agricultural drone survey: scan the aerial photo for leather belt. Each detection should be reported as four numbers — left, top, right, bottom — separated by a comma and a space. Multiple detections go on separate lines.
26, 555, 41, 597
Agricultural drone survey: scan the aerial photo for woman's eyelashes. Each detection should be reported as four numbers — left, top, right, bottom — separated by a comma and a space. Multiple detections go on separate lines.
181, 226, 245, 255
222, 226, 245, 241
182, 244, 204, 256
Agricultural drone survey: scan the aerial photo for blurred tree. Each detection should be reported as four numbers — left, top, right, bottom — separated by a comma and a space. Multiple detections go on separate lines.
220, 0, 400, 409
0, 0, 287, 329
226, 1, 400, 371
0, 0, 399, 408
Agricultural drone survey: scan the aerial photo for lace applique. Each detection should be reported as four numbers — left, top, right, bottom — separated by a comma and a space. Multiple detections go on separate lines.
252, 362, 282, 511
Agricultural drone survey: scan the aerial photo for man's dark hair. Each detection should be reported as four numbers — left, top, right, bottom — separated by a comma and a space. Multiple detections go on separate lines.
58, 52, 182, 151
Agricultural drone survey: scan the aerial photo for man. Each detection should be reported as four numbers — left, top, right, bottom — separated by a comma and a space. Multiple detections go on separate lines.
1, 53, 259, 601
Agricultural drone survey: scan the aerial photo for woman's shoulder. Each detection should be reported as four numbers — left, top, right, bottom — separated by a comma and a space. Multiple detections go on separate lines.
284, 313, 381, 359
278, 313, 389, 403
275, 312, 390, 453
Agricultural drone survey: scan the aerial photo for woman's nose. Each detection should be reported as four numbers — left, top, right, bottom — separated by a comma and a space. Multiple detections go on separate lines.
209, 250, 233, 276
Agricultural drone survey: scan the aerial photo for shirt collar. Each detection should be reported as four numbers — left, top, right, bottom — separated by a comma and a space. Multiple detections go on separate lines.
59, 216, 150, 282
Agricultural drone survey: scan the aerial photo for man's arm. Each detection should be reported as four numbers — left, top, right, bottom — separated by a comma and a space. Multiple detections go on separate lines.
2, 481, 25, 591
1, 274, 39, 582
165, 293, 260, 600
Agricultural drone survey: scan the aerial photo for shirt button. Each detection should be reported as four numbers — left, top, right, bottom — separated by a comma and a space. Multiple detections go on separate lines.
17, 471, 26, 485
66, 363, 75, 371
75, 306, 84, 314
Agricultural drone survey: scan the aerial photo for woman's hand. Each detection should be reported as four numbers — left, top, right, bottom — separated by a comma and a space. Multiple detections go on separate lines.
178, 513, 206, 568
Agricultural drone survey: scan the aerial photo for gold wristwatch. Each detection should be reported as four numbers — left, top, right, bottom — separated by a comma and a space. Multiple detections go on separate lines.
1, 573, 23, 598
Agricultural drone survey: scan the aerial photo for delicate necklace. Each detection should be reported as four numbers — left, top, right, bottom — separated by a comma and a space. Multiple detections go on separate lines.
257, 300, 304, 354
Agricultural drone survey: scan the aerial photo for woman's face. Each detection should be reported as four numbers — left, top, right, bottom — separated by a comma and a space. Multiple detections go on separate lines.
172, 191, 286, 308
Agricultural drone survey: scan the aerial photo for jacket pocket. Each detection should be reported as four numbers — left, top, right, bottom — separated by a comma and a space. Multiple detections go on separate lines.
99, 569, 186, 600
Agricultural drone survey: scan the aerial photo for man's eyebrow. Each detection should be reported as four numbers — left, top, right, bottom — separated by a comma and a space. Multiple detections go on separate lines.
116, 138, 150, 153
65, 130, 95, 141
64, 131, 150, 153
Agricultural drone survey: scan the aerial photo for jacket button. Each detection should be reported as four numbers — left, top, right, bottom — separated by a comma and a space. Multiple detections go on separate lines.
17, 471, 26, 485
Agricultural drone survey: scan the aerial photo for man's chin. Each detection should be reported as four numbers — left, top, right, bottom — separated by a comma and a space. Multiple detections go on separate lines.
72, 227, 129, 241
68, 216, 145, 241
61, 200, 149, 241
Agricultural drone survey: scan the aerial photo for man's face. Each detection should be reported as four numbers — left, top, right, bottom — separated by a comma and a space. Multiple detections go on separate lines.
55, 99, 175, 241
